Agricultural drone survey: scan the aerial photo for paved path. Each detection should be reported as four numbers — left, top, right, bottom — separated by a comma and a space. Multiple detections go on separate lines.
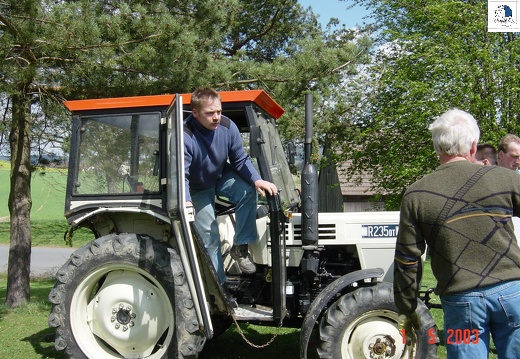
0, 245, 76, 278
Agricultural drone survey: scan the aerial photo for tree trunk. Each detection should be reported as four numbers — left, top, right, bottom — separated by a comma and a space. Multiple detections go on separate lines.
6, 92, 32, 308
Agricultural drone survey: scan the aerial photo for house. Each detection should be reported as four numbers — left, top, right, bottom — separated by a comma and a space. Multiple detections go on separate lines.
318, 160, 385, 212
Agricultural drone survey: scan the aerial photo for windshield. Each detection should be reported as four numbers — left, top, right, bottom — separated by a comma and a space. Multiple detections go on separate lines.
73, 113, 161, 195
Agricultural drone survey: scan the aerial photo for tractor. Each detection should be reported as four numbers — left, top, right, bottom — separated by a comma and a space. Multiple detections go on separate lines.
48, 90, 438, 358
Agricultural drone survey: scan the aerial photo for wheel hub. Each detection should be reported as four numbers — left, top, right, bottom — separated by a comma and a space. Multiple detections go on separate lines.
111, 303, 136, 331
368, 336, 396, 357
346, 316, 407, 359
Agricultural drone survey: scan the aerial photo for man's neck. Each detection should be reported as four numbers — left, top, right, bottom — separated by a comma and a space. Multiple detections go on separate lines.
439, 154, 471, 165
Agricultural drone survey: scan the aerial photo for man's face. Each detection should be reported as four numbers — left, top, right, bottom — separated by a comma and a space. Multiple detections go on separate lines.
192, 98, 222, 131
498, 141, 520, 171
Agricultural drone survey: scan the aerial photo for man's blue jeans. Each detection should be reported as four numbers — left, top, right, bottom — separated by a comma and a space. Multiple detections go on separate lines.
440, 280, 520, 359
190, 168, 257, 283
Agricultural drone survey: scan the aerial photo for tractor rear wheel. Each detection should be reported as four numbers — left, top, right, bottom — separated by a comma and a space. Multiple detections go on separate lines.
48, 233, 205, 358
317, 282, 438, 359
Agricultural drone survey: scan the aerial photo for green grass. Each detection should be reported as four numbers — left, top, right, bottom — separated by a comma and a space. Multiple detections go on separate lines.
199, 325, 304, 359
0, 276, 66, 359
0, 220, 94, 248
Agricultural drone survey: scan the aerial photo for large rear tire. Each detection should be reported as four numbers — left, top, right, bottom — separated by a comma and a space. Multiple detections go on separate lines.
48, 233, 205, 359
317, 282, 438, 359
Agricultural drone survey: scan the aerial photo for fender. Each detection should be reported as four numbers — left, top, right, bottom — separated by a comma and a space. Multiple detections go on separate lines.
299, 268, 384, 359
63, 207, 171, 245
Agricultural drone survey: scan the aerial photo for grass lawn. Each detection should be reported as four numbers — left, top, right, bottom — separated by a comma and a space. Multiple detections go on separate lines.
0, 276, 67, 359
0, 220, 94, 248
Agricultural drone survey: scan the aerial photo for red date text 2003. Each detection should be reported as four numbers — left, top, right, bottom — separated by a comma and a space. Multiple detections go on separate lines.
400, 328, 479, 345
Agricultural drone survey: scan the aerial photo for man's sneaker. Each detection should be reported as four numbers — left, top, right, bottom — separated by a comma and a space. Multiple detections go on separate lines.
230, 244, 256, 274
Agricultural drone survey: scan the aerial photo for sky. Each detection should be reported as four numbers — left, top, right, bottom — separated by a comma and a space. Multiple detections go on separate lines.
298, 0, 370, 29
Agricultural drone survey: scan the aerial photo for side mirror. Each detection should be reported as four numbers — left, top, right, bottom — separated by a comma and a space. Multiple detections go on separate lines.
287, 141, 296, 165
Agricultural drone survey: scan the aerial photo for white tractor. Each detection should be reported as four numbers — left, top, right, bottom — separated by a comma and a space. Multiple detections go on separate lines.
48, 90, 438, 358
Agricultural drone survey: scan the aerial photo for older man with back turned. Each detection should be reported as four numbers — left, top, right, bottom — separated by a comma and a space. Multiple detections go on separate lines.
394, 109, 520, 358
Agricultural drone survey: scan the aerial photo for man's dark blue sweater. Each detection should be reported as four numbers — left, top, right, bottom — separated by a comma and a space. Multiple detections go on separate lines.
183, 114, 261, 202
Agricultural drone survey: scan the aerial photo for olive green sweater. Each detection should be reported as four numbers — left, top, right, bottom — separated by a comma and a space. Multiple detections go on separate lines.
394, 161, 520, 315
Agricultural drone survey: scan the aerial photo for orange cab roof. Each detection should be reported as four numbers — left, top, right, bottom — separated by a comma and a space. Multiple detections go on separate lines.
64, 90, 284, 119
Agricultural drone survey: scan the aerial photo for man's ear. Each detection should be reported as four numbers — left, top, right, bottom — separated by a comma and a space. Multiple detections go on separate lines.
468, 141, 478, 162
470, 141, 478, 155
482, 159, 490, 166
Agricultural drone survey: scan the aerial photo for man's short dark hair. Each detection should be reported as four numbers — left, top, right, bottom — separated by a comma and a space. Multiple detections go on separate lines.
476, 143, 498, 165
190, 87, 221, 111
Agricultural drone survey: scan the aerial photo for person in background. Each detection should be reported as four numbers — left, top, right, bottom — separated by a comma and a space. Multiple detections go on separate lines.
475, 143, 498, 166
497, 134, 520, 172
476, 143, 520, 246
394, 109, 520, 359
184, 87, 278, 283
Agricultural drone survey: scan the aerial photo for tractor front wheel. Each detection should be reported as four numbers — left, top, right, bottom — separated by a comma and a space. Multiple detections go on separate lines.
317, 282, 438, 359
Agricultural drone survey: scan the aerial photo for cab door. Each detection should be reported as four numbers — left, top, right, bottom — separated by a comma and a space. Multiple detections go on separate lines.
166, 94, 214, 338
166, 94, 183, 215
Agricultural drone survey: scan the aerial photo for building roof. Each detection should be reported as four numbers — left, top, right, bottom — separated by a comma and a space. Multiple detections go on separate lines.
336, 161, 378, 197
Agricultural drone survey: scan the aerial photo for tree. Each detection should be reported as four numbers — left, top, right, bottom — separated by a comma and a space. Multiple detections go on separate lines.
324, 0, 520, 209
0, 0, 233, 307
2, 0, 40, 307
0, 0, 373, 306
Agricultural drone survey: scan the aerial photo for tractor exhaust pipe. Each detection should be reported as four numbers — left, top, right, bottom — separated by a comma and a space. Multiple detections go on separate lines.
301, 94, 318, 246
299, 94, 320, 314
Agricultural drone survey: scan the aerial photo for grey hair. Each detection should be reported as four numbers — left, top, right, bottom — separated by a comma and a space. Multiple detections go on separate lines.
429, 109, 480, 156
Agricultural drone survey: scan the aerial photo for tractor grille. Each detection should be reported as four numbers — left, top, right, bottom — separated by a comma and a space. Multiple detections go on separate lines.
285, 223, 337, 242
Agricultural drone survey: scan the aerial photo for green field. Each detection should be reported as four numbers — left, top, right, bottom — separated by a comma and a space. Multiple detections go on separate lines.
0, 161, 94, 247
0, 161, 68, 222
0, 160, 82, 248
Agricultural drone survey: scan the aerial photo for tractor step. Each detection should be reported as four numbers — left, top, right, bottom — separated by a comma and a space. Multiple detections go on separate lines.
233, 304, 273, 321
